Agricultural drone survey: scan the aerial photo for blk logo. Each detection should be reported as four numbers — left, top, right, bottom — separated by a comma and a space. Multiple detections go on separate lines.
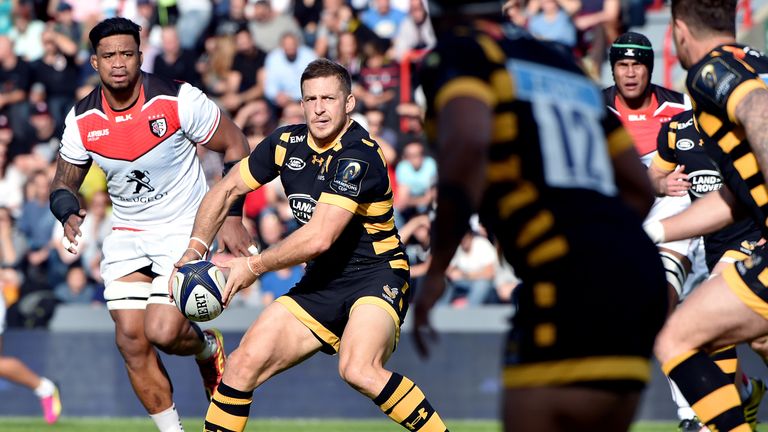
126, 170, 155, 194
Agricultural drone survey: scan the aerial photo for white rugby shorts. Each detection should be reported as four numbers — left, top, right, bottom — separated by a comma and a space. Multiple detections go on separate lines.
101, 227, 191, 310
646, 194, 693, 257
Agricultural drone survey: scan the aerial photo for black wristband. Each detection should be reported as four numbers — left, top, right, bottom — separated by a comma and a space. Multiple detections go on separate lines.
50, 189, 81, 225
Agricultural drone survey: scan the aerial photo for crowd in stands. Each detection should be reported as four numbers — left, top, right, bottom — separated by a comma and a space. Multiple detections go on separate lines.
0, 0, 657, 327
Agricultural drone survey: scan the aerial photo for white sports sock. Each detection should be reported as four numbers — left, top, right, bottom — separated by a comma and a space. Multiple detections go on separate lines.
150, 403, 184, 432
34, 377, 55, 398
669, 378, 697, 420
195, 332, 216, 361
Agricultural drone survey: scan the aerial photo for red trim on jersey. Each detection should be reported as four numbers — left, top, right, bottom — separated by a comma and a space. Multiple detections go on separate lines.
614, 93, 684, 156
77, 87, 182, 161
197, 108, 220, 145
112, 226, 145, 232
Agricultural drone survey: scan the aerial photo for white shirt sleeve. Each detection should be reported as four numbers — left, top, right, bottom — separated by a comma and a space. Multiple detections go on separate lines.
59, 107, 90, 165
178, 82, 221, 145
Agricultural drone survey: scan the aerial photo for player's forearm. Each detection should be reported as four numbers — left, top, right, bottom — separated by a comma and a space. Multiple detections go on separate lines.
50, 156, 89, 193
659, 188, 736, 242
189, 184, 239, 253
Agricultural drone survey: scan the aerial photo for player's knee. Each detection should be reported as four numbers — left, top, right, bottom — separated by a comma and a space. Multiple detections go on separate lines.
144, 323, 181, 352
338, 360, 378, 393
115, 327, 152, 362
226, 348, 265, 387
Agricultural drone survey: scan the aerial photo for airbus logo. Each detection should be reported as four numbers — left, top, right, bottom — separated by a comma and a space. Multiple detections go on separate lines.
87, 128, 110, 142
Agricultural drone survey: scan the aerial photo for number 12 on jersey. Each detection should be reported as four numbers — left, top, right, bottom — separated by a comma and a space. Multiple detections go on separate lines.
533, 98, 617, 197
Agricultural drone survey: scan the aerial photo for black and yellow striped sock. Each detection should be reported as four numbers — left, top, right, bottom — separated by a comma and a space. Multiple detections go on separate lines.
373, 373, 448, 431
204, 382, 253, 432
664, 350, 750, 431
710, 345, 738, 383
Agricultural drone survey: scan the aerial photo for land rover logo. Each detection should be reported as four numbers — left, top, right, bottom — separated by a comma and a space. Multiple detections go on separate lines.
676, 138, 695, 151
286, 157, 306, 171
688, 169, 722, 197
288, 193, 316, 224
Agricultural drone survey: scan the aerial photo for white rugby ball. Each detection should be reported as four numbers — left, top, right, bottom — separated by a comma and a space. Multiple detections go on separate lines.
172, 260, 225, 322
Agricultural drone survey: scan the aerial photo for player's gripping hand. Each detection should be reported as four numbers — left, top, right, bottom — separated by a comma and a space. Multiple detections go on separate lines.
413, 272, 445, 359
662, 165, 691, 197
218, 255, 261, 307
168, 247, 208, 303
62, 209, 87, 255
217, 216, 253, 257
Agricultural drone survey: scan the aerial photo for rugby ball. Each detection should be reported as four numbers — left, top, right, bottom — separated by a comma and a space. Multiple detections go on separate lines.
172, 260, 225, 322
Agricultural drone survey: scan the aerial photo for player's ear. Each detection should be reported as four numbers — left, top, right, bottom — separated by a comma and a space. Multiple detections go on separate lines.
90, 54, 97, 71
345, 93, 355, 114
139, 50, 143, 66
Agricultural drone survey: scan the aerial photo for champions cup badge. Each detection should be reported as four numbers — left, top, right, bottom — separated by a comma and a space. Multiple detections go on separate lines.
149, 118, 167, 137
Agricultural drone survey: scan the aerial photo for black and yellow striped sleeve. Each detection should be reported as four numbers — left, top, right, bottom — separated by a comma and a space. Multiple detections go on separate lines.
653, 119, 678, 172
243, 127, 283, 188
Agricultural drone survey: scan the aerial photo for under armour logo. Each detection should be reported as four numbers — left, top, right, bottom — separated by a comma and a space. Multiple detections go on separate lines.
311, 155, 324, 166
126, 170, 155, 194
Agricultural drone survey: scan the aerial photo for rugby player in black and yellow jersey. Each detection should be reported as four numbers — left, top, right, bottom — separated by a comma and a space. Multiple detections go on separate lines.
412, 1, 668, 431
172, 59, 448, 432
649, 1, 768, 431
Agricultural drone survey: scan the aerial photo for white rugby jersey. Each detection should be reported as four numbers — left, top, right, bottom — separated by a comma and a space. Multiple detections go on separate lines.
59, 73, 220, 229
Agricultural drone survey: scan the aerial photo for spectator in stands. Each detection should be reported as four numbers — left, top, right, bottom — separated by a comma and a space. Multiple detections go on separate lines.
573, 0, 621, 78
394, 139, 435, 222
0, 36, 32, 155
392, 0, 435, 62
337, 32, 363, 81
364, 108, 397, 153
17, 170, 55, 292
234, 98, 276, 149
176, 0, 212, 50
293, 0, 324, 46
135, 0, 161, 73
51, 2, 82, 52
246, 0, 302, 52
0, 125, 24, 217
220, 25, 267, 114
444, 230, 497, 307
526, 0, 580, 50
0, 1, 12, 36
264, 31, 316, 109
197, 34, 237, 99
361, 0, 407, 41
314, 0, 345, 60
54, 264, 96, 304
354, 40, 399, 125
279, 100, 305, 126
153, 25, 202, 88
215, 0, 250, 38
493, 258, 520, 304
30, 25, 79, 136
502, 0, 528, 27
9, 2, 44, 62
24, 101, 58, 170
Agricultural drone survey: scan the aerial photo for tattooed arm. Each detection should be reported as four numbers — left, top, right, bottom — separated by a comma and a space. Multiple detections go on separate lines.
736, 88, 768, 184
50, 156, 91, 252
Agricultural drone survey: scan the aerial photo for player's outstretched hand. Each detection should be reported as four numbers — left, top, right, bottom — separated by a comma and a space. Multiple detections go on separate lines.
217, 216, 253, 257
62, 209, 87, 254
168, 248, 207, 303
412, 273, 446, 359
218, 256, 260, 308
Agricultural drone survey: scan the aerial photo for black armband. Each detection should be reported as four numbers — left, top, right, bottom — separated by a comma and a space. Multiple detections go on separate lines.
50, 189, 81, 225
223, 160, 246, 217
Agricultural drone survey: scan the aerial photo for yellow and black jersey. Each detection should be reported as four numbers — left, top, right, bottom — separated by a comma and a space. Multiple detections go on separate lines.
420, 22, 642, 282
240, 121, 408, 276
420, 22, 667, 388
654, 110, 761, 271
686, 44, 768, 237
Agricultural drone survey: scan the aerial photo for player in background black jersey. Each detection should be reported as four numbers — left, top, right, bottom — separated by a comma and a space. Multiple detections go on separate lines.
413, 1, 668, 431
648, 1, 768, 431
172, 59, 448, 432
649, 110, 766, 430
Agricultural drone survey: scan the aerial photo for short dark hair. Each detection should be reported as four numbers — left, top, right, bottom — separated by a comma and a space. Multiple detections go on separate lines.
89, 17, 141, 53
671, 0, 736, 36
300, 59, 352, 96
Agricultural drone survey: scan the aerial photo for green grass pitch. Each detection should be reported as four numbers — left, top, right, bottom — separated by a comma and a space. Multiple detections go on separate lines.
0, 418, 689, 431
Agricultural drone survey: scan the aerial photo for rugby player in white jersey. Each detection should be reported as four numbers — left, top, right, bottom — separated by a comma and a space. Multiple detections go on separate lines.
49, 17, 251, 432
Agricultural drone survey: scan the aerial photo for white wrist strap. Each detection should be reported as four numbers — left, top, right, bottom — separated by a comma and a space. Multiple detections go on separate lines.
643, 220, 666, 244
